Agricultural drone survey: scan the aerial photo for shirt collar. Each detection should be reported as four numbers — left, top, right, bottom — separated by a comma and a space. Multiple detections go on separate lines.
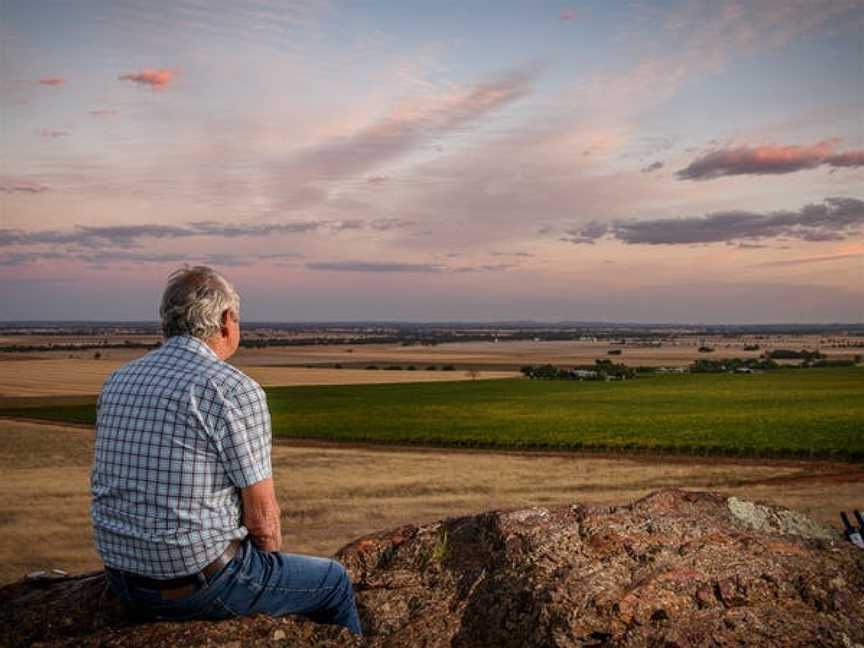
164, 334, 221, 361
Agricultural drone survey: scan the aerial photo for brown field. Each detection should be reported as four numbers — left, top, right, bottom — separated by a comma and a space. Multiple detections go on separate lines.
4, 333, 859, 367
1, 333, 859, 397
1, 419, 861, 586
0, 359, 517, 398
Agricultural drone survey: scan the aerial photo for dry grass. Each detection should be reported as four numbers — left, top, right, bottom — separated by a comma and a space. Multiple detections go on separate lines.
1, 419, 860, 586
0, 359, 517, 397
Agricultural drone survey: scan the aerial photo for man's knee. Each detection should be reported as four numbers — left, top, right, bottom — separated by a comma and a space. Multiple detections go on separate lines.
329, 560, 353, 593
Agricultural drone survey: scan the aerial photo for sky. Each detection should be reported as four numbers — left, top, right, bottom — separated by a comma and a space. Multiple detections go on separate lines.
1, 0, 863, 323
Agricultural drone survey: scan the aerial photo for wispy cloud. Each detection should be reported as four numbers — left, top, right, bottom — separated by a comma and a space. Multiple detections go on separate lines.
559, 197, 864, 245
451, 263, 517, 273
306, 261, 443, 273
279, 67, 536, 183
0, 180, 48, 194
35, 128, 70, 138
0, 251, 67, 266
0, 249, 303, 268
89, 109, 120, 117
368, 218, 415, 231
677, 140, 864, 180
37, 76, 65, 87
755, 253, 863, 268
305, 259, 516, 274
0, 217, 416, 250
118, 68, 175, 89
559, 8, 579, 22
490, 251, 534, 258
640, 161, 663, 173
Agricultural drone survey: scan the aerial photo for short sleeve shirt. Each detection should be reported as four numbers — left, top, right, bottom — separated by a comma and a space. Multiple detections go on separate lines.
90, 335, 272, 578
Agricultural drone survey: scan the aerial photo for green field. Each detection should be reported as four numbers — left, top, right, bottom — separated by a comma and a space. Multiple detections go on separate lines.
1, 368, 862, 459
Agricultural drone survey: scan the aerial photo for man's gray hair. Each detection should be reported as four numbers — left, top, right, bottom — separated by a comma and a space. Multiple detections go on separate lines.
160, 266, 240, 339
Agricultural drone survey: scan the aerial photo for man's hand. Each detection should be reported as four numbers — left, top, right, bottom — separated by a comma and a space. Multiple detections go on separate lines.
241, 477, 282, 552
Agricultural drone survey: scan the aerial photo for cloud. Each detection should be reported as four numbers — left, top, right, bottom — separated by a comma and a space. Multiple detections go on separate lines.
279, 67, 536, 183
490, 251, 534, 258
184, 221, 320, 238
451, 263, 517, 273
0, 217, 416, 250
89, 109, 120, 117
560, 221, 609, 245
755, 253, 863, 268
826, 151, 864, 168
640, 161, 663, 173
0, 181, 48, 194
0, 251, 67, 266
0, 249, 305, 268
559, 8, 579, 21
118, 68, 175, 89
35, 129, 70, 138
38, 77, 64, 87
677, 140, 864, 180
368, 218, 415, 231
558, 197, 864, 245
306, 261, 443, 273
367, 175, 389, 184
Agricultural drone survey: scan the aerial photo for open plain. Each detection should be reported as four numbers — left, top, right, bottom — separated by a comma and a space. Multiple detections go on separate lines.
1, 418, 862, 587
1, 332, 859, 397
0, 332, 861, 588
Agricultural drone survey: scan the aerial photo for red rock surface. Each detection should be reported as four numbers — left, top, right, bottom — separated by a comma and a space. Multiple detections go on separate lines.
2, 490, 862, 647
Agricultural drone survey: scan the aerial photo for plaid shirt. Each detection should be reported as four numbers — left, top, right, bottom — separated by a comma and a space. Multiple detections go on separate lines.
91, 335, 272, 578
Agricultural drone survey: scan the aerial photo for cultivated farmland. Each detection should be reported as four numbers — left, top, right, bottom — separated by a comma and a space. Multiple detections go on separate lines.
4, 368, 861, 460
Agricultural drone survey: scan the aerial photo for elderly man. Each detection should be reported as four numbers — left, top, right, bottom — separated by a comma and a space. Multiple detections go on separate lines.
91, 266, 362, 635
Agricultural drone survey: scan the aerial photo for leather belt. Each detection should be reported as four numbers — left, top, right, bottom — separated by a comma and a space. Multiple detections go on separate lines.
114, 539, 242, 600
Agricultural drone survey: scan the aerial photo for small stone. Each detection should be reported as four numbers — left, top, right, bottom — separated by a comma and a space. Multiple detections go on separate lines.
272, 629, 287, 641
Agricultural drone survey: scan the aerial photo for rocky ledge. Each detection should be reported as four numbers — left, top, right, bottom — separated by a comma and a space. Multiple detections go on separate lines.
2, 490, 863, 647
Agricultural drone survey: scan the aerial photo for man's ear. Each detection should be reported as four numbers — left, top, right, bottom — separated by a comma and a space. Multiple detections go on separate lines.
220, 309, 231, 334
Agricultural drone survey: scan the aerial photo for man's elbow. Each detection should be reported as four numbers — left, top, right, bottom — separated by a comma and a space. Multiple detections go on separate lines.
241, 477, 282, 551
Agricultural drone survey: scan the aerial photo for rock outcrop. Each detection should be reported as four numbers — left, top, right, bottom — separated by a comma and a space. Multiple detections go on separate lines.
2, 490, 862, 647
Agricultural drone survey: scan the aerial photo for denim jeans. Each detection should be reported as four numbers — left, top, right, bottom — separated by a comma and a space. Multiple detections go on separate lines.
105, 539, 362, 636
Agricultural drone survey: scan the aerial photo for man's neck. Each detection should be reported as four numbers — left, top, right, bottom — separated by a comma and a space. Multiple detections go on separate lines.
204, 336, 233, 361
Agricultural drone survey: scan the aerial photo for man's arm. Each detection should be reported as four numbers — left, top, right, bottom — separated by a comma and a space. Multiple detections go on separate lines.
241, 477, 282, 552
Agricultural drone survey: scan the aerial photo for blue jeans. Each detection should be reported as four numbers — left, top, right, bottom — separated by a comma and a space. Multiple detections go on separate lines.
105, 539, 362, 636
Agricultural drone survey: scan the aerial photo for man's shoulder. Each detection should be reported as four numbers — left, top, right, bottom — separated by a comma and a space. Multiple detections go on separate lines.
100, 338, 259, 397
211, 362, 263, 398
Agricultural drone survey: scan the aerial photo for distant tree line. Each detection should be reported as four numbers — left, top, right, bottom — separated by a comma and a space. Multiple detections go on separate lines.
0, 340, 158, 353
689, 358, 779, 373
521, 359, 636, 381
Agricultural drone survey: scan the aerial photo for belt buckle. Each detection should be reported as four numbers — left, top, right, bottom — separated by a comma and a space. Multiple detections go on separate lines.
160, 580, 199, 600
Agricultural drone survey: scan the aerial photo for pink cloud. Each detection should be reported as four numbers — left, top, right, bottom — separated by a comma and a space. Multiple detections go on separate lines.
118, 68, 175, 89
89, 109, 120, 117
825, 150, 864, 168
677, 140, 864, 179
559, 8, 578, 21
38, 76, 65, 87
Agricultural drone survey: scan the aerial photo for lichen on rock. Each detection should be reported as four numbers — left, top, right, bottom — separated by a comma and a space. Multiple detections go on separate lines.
727, 495, 838, 541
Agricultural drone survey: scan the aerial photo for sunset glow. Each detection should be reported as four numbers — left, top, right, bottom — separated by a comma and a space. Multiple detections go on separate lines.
1, 0, 862, 322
